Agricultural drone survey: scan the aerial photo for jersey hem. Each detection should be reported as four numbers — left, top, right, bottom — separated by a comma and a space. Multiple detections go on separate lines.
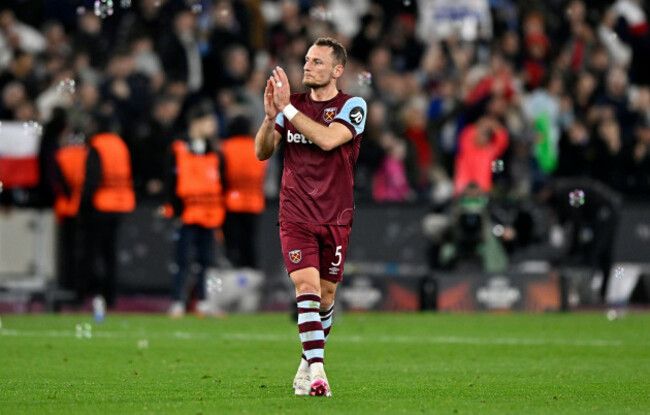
278, 218, 352, 227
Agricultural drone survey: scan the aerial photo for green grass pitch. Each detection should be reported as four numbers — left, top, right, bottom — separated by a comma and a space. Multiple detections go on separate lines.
1, 312, 649, 414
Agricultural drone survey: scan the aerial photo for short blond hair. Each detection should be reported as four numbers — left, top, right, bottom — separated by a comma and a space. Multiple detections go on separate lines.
313, 37, 347, 67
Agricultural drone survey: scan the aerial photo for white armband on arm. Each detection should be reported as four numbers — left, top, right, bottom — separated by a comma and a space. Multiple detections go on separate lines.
283, 104, 299, 121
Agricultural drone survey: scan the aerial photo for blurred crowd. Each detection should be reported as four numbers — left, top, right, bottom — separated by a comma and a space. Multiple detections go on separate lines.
1, 0, 650, 207
0, 0, 648, 306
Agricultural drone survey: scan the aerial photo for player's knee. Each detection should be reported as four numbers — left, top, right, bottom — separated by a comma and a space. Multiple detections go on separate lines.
320, 288, 336, 308
295, 281, 321, 296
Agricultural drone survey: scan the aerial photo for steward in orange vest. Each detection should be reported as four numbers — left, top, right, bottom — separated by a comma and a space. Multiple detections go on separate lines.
83, 133, 136, 213
53, 136, 88, 294
222, 137, 267, 214
167, 139, 225, 228
164, 101, 224, 318
79, 130, 135, 308
220, 115, 267, 268
54, 143, 88, 223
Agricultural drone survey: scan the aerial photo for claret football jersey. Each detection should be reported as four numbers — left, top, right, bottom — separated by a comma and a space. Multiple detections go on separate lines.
275, 91, 367, 226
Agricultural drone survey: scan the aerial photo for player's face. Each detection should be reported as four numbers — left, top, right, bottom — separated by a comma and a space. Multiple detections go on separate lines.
302, 45, 342, 89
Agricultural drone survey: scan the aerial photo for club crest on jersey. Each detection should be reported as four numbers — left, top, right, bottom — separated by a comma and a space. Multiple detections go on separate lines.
289, 249, 302, 264
323, 107, 337, 123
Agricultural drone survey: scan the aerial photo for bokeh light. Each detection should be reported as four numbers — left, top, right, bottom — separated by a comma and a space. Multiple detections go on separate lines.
94, 0, 115, 18
569, 189, 585, 208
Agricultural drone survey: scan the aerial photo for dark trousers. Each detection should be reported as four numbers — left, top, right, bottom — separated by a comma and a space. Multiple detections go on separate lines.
223, 212, 259, 268
57, 217, 80, 292
172, 224, 215, 302
80, 212, 120, 307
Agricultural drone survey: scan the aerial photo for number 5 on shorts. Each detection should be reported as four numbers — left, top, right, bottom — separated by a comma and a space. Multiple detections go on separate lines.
332, 245, 342, 266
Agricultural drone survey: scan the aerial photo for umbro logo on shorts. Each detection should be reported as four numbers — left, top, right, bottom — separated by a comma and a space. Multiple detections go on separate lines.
289, 249, 302, 264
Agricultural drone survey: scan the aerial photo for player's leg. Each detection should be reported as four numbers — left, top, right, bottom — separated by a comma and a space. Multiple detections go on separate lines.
304, 225, 350, 397
319, 279, 338, 348
280, 221, 324, 396
318, 224, 350, 350
291, 267, 327, 396
303, 224, 350, 395
299, 282, 336, 381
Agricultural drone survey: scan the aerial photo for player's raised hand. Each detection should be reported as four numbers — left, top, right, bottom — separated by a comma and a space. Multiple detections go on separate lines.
271, 66, 291, 111
264, 78, 279, 120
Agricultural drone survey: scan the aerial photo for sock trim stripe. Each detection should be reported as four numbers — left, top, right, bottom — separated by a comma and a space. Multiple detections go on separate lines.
297, 307, 320, 314
319, 309, 334, 319
297, 313, 321, 325
302, 339, 325, 350
299, 330, 325, 342
297, 300, 321, 309
319, 303, 334, 315
296, 293, 321, 303
303, 347, 324, 360
323, 327, 331, 337
298, 321, 323, 333
321, 318, 332, 330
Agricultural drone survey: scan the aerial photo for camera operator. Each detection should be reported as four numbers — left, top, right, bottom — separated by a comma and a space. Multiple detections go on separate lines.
423, 182, 512, 274
539, 177, 622, 300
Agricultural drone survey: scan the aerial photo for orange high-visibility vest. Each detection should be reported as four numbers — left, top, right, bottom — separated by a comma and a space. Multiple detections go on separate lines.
90, 133, 136, 213
173, 140, 225, 228
221, 136, 267, 214
54, 145, 88, 222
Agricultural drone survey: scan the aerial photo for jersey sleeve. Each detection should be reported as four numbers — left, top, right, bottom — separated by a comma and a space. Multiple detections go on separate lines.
274, 113, 285, 136
333, 96, 367, 138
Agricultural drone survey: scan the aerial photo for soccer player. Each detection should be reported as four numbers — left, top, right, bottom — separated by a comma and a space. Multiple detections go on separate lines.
255, 37, 367, 397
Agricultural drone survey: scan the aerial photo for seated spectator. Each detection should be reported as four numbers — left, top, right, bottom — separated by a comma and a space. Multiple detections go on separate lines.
557, 118, 594, 178
402, 96, 432, 193
625, 120, 650, 196
0, 8, 46, 61
593, 66, 637, 139
132, 95, 181, 200
156, 7, 203, 94
373, 132, 412, 202
592, 117, 626, 191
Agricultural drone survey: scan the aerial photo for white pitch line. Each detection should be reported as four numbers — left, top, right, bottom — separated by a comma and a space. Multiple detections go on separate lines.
0, 329, 626, 347
374, 335, 624, 347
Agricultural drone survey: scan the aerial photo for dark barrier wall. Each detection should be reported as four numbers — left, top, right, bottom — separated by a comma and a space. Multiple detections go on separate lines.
117, 202, 431, 295
612, 203, 650, 263
116, 205, 177, 293
115, 201, 648, 310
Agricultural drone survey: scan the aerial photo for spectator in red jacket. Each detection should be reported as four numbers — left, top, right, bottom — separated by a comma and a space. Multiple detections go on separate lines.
453, 116, 509, 196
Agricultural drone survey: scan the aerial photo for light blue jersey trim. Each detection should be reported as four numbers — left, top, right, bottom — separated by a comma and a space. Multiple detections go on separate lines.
275, 113, 285, 128
334, 96, 367, 137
